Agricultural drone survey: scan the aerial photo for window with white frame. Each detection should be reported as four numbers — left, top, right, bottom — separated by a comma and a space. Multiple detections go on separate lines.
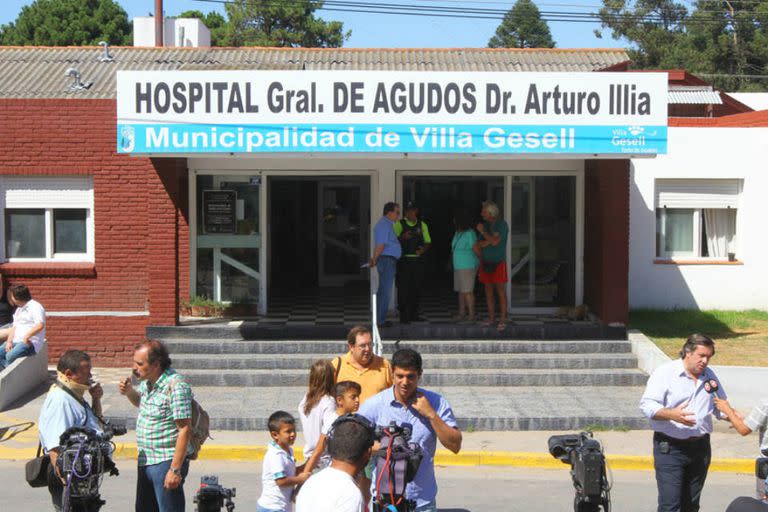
2, 177, 94, 261
655, 179, 740, 260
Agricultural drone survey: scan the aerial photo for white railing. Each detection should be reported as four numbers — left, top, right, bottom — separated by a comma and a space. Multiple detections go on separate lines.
369, 264, 384, 357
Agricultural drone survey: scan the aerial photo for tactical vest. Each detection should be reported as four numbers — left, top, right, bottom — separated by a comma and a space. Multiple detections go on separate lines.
399, 219, 425, 256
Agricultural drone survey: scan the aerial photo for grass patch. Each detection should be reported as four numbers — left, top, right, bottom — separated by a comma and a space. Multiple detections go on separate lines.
630, 309, 768, 366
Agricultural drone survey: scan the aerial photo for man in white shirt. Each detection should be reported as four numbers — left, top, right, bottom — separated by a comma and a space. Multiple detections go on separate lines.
1, 284, 45, 370
639, 334, 726, 512
296, 414, 374, 512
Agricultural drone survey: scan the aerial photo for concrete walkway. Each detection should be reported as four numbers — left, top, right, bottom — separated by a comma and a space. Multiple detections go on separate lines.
0, 396, 761, 473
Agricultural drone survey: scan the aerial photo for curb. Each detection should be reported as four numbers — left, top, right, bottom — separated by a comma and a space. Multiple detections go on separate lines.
0, 444, 754, 473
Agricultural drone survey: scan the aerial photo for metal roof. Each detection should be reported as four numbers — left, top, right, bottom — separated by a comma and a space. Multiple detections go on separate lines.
0, 46, 630, 99
668, 86, 723, 105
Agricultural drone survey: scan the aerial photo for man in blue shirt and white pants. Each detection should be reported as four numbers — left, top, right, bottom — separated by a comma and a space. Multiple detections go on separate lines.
360, 348, 462, 511
370, 202, 401, 328
640, 334, 726, 512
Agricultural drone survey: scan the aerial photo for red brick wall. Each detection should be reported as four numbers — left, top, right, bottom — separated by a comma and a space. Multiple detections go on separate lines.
583, 159, 630, 325
0, 99, 187, 365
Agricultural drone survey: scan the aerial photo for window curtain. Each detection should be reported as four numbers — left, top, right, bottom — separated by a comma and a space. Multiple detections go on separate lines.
664, 209, 694, 254
704, 209, 736, 258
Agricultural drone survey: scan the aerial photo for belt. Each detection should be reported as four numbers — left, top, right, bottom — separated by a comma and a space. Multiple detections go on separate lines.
380, 255, 398, 261
654, 432, 710, 445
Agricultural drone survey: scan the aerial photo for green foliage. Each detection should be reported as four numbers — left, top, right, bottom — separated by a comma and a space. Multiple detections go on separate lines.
0, 0, 131, 46
178, 10, 228, 47
221, 0, 349, 47
488, 0, 555, 48
629, 309, 768, 338
598, 0, 768, 91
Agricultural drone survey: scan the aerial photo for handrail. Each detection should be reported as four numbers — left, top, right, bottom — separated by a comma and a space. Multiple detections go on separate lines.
371, 292, 383, 357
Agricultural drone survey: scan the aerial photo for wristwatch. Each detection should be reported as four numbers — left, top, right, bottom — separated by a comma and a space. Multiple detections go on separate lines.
169, 467, 182, 476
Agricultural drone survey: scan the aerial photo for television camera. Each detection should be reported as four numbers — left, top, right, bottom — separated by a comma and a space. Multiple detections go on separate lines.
548, 431, 611, 512
372, 421, 424, 512
194, 475, 236, 512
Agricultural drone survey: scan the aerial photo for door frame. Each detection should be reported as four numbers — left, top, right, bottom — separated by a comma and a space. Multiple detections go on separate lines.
189, 169, 376, 315
317, 177, 371, 287
396, 170, 584, 313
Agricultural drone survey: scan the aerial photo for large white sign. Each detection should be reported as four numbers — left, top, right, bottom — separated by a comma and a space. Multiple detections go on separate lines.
116, 70, 668, 155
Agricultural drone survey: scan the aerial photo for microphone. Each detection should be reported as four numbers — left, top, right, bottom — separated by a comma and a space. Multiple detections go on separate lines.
703, 379, 719, 394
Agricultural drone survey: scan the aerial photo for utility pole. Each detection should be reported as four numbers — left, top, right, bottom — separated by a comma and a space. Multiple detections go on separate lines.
155, 0, 164, 47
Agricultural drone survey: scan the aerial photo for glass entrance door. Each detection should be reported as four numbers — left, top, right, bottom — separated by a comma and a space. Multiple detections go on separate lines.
509, 176, 576, 306
195, 174, 261, 304
318, 179, 370, 286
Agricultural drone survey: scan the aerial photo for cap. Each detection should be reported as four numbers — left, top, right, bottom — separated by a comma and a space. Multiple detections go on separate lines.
405, 201, 419, 211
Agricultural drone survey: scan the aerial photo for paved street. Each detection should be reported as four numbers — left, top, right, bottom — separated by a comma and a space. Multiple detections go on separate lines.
2, 459, 758, 512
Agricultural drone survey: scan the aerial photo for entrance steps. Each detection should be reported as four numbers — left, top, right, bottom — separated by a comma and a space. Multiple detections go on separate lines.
130, 324, 649, 431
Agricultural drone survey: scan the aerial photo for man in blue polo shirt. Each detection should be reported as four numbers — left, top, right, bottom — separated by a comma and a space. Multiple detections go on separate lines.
359, 348, 462, 512
370, 202, 401, 327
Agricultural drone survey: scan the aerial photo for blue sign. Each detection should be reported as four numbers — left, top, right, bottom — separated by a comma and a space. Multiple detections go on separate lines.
118, 123, 667, 155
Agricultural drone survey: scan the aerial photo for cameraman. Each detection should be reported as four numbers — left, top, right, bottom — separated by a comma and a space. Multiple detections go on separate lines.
296, 415, 373, 512
38, 350, 104, 512
359, 348, 461, 512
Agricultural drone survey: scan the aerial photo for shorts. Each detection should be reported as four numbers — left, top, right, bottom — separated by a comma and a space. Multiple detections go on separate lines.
453, 269, 476, 293
478, 261, 508, 284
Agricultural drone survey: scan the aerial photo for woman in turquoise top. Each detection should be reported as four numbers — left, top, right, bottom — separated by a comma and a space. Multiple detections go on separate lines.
451, 210, 479, 322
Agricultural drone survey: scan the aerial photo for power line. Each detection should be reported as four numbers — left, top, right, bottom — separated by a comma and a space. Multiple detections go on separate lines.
193, 0, 768, 23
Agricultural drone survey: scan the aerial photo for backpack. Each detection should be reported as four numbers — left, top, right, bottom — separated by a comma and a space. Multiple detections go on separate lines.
170, 377, 211, 460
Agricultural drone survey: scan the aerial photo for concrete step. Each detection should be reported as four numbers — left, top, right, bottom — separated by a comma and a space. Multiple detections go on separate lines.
100, 385, 648, 431
148, 322, 627, 341
160, 339, 633, 355
171, 353, 639, 370
178, 368, 648, 387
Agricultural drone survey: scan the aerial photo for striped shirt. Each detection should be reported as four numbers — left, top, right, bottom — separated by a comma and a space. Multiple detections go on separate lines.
745, 401, 768, 454
136, 369, 193, 466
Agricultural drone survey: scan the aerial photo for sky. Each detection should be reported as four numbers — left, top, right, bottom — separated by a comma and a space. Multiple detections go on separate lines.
0, 0, 624, 50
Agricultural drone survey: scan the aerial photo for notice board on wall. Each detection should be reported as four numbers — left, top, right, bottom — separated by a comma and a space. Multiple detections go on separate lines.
203, 190, 236, 234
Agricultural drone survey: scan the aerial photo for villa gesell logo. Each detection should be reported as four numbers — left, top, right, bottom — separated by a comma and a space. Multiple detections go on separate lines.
116, 71, 668, 155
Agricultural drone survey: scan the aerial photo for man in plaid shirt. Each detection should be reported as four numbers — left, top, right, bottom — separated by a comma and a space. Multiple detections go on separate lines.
119, 340, 193, 512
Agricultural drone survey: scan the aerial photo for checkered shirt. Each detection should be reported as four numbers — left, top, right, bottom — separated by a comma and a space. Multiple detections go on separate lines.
136, 369, 193, 466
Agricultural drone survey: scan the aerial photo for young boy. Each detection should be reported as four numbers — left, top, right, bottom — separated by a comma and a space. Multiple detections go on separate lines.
257, 411, 310, 512
304, 381, 361, 472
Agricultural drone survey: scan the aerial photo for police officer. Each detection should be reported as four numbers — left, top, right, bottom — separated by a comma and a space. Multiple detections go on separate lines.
394, 202, 431, 324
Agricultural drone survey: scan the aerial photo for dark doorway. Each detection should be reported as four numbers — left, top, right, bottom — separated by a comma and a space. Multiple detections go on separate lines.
268, 176, 371, 306
402, 176, 504, 290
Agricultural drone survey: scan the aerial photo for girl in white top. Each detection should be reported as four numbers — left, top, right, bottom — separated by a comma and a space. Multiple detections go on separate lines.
297, 359, 337, 471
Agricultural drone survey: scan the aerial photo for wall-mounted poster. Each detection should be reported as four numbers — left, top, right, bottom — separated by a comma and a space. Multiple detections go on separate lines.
203, 190, 237, 234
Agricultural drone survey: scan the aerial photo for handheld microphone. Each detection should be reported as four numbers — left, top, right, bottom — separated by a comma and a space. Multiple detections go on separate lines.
703, 379, 719, 394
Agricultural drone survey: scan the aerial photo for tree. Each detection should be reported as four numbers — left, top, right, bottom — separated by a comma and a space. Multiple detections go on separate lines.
0, 0, 131, 46
179, 10, 228, 47
597, 0, 768, 91
488, 0, 555, 48
222, 0, 349, 47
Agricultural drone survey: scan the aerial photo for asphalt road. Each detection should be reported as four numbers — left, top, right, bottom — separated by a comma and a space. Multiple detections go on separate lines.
2, 459, 758, 511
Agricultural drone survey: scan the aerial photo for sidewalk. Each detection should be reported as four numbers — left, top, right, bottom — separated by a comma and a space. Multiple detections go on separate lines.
0, 408, 760, 473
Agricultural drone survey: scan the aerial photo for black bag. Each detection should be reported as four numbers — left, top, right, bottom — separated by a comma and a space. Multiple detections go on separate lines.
25, 442, 50, 488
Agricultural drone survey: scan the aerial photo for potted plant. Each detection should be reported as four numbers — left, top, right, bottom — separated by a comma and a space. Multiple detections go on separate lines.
224, 296, 258, 318
187, 296, 224, 317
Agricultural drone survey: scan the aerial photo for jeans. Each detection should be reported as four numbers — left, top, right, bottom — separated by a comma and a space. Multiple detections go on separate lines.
0, 342, 35, 370
135, 459, 189, 512
654, 433, 711, 512
376, 256, 397, 325
256, 507, 286, 512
